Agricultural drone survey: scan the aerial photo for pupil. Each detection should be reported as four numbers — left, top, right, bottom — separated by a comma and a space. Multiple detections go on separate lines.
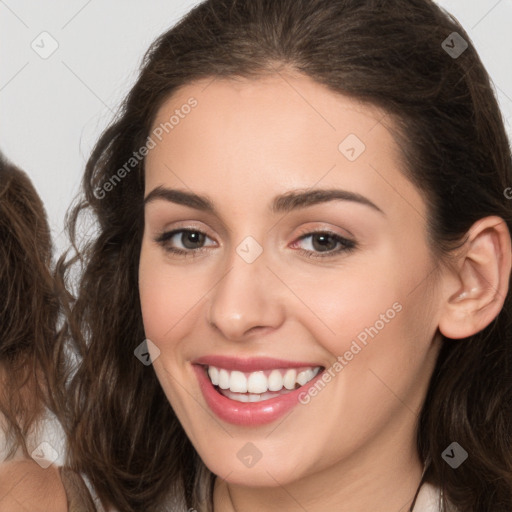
183, 231, 204, 249
313, 234, 335, 251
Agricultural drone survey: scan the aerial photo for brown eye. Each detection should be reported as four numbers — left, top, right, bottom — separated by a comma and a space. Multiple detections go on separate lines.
310, 233, 339, 252
180, 231, 206, 249
155, 229, 215, 256
292, 231, 356, 259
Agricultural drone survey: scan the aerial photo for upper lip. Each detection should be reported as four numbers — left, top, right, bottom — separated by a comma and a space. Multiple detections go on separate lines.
192, 355, 324, 372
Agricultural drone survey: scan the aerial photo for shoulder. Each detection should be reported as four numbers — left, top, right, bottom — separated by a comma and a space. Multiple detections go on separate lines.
0, 459, 68, 512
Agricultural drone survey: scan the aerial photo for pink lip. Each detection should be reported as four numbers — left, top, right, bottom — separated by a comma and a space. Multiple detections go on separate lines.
192, 359, 325, 426
193, 355, 321, 372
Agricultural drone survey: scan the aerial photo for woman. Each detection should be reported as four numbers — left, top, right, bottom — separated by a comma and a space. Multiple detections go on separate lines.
0, 153, 68, 511
59, 0, 512, 510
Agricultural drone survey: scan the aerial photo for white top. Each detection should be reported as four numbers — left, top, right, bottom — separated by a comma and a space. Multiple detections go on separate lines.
414, 482, 443, 512
0, 409, 66, 465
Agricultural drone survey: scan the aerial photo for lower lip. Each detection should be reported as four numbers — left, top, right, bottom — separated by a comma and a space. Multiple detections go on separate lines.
193, 365, 324, 426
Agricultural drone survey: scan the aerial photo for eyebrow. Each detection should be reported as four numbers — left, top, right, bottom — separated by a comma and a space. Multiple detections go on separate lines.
144, 186, 384, 215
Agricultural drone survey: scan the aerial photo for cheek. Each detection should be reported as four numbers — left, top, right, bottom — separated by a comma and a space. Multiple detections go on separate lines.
138, 241, 204, 343
138, 262, 172, 341
138, 244, 204, 420
309, 241, 435, 355
278, 252, 401, 356
288, 243, 435, 409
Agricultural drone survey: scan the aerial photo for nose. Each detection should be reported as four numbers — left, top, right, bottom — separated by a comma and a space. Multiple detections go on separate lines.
206, 248, 286, 341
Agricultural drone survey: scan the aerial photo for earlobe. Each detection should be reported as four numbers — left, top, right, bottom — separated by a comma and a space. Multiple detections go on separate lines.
438, 216, 512, 340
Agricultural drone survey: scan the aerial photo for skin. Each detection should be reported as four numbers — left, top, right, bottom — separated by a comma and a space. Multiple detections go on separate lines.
139, 71, 511, 512
0, 460, 67, 512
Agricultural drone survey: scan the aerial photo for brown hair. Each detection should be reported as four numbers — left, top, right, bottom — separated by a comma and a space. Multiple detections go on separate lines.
58, 0, 512, 510
0, 153, 61, 459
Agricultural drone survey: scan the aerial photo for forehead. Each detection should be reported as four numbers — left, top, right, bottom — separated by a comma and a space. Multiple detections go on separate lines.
144, 73, 425, 222
150, 73, 389, 142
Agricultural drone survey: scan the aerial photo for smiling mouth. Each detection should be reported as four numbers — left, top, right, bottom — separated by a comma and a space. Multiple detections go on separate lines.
204, 365, 323, 403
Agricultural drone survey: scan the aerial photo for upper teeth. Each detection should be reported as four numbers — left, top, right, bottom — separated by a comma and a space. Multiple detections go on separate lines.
207, 366, 321, 394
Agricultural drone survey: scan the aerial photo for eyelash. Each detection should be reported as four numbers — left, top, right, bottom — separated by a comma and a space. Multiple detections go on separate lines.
293, 228, 356, 258
155, 227, 357, 259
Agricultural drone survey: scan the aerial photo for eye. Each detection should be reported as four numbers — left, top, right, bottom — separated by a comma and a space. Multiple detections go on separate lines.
154, 227, 357, 259
155, 228, 216, 257
291, 230, 356, 259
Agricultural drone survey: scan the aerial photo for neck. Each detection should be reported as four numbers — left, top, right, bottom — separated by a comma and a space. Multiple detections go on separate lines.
213, 432, 424, 512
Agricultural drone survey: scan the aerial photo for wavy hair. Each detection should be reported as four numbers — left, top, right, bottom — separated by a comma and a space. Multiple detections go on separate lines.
0, 153, 61, 459
58, 0, 512, 510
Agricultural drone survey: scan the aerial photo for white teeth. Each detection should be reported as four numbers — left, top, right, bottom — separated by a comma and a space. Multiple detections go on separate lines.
247, 372, 268, 394
206, 365, 322, 397
283, 369, 297, 390
229, 371, 247, 393
297, 369, 314, 386
208, 366, 219, 386
218, 369, 230, 389
220, 388, 299, 403
268, 369, 283, 391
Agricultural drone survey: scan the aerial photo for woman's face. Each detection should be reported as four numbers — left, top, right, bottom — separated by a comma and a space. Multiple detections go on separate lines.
139, 73, 443, 488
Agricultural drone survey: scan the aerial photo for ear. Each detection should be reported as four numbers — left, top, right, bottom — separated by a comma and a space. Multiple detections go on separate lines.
438, 216, 512, 339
